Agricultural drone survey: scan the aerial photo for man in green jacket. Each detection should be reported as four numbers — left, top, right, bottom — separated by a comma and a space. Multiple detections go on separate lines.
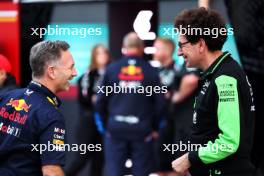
171, 7, 255, 176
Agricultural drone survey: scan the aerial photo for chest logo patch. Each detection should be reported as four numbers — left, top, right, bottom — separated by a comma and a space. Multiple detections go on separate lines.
118, 59, 144, 81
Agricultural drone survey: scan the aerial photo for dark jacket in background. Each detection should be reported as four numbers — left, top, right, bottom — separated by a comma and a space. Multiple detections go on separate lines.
96, 56, 166, 140
0, 74, 17, 96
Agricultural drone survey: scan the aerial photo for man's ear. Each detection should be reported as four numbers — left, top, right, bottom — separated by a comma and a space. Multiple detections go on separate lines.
199, 38, 206, 53
121, 47, 127, 55
47, 66, 56, 80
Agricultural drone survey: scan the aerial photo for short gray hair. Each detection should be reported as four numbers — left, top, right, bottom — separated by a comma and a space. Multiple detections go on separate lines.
122, 32, 144, 49
29, 40, 70, 78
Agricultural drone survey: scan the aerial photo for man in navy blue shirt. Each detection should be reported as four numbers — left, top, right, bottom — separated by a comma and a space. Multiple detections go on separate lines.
96, 32, 166, 176
0, 40, 77, 176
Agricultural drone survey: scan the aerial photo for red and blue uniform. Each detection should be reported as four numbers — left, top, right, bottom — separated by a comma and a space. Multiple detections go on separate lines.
0, 81, 65, 176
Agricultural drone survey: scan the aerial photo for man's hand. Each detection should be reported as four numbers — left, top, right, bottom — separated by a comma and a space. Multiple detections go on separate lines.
171, 153, 191, 176
42, 165, 65, 176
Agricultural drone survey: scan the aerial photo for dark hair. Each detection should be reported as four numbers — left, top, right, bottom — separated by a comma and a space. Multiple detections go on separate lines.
174, 7, 227, 51
29, 40, 70, 78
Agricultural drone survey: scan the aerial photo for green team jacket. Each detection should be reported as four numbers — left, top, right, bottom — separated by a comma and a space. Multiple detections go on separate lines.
188, 52, 255, 176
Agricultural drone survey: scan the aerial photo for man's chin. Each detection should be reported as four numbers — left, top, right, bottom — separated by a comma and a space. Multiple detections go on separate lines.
64, 85, 70, 91
186, 60, 197, 68
59, 84, 70, 92
185, 61, 192, 68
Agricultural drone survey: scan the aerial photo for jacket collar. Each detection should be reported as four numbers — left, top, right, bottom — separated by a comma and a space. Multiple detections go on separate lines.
200, 52, 230, 80
27, 81, 61, 108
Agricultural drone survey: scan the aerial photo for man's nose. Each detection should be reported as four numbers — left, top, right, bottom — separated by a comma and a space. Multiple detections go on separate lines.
72, 68, 78, 77
177, 47, 183, 56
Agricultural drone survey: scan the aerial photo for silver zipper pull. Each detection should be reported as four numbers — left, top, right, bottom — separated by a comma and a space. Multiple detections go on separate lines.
209, 169, 212, 176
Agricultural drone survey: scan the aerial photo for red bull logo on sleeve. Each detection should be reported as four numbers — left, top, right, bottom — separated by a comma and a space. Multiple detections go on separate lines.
6, 99, 31, 112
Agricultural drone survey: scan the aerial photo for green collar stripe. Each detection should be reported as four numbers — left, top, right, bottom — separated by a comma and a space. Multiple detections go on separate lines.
210, 52, 230, 74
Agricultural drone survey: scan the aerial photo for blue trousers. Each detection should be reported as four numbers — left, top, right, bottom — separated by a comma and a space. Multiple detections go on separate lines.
104, 133, 154, 176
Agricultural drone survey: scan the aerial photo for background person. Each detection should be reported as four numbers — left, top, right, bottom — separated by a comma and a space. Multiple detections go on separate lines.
96, 32, 166, 176
0, 54, 17, 95
68, 44, 111, 176
153, 38, 198, 176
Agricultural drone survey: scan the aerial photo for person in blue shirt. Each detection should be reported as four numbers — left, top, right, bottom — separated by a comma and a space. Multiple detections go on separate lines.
0, 40, 77, 176
96, 32, 166, 176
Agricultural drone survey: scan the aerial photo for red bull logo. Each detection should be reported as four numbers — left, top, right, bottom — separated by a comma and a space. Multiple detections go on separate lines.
0, 107, 28, 125
7, 98, 31, 112
118, 65, 144, 81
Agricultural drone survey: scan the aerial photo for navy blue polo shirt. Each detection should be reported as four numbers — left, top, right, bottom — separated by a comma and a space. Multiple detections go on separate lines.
0, 81, 65, 176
